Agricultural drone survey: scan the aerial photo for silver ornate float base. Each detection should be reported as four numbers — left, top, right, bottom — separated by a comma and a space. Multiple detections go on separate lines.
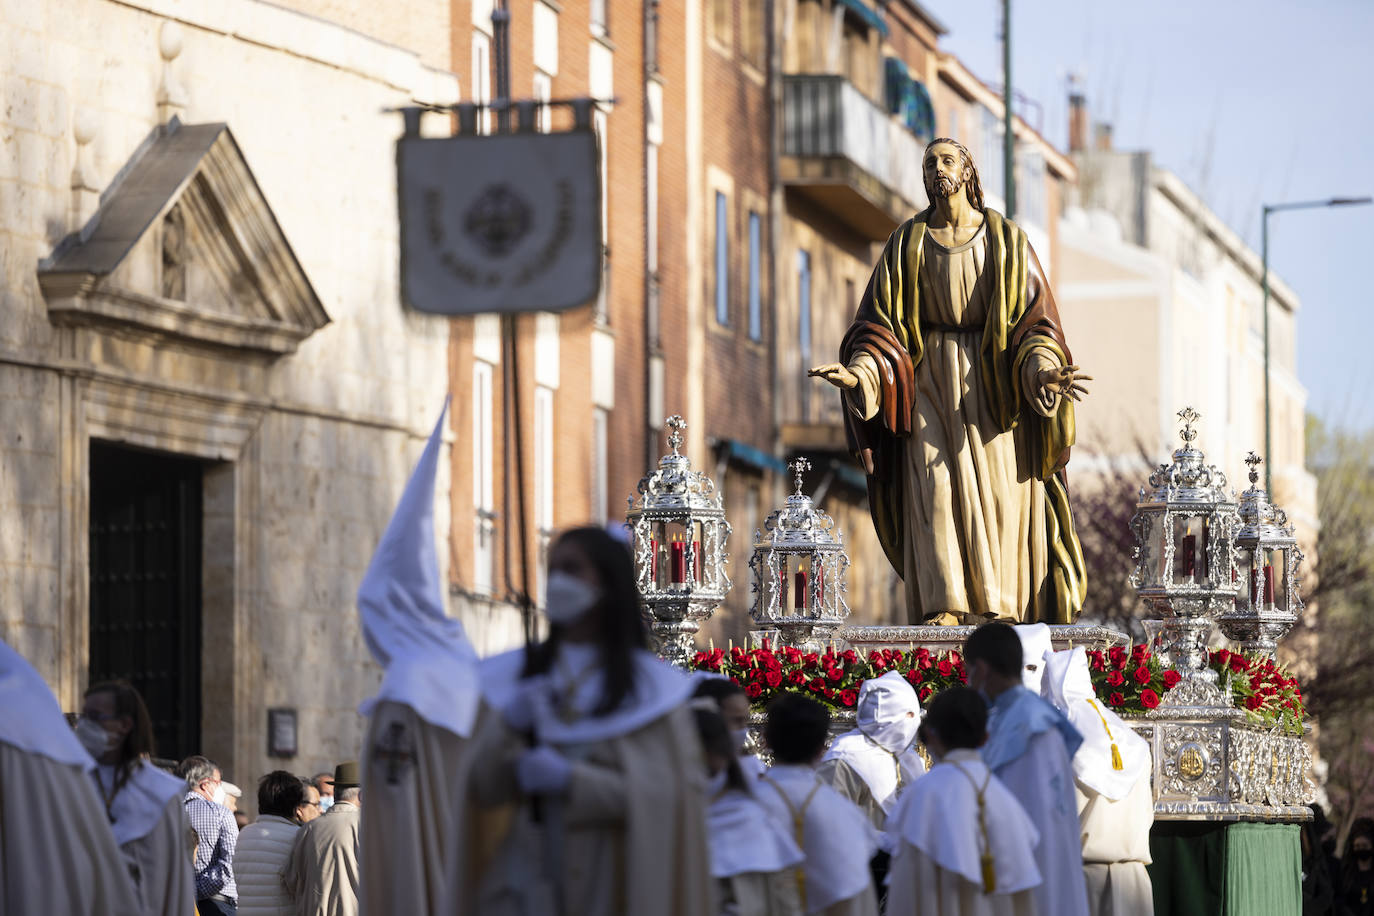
1124, 676, 1312, 822
745, 623, 1315, 823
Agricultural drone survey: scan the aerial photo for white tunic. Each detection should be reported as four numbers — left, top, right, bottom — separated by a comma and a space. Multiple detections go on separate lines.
0, 639, 141, 915
756, 764, 879, 916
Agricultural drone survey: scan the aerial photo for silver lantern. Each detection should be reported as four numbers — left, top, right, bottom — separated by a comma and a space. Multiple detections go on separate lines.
1130, 408, 1239, 683
626, 415, 732, 665
748, 458, 851, 650
1217, 452, 1303, 656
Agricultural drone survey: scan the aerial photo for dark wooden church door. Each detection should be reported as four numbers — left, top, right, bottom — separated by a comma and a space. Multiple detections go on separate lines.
89, 442, 204, 762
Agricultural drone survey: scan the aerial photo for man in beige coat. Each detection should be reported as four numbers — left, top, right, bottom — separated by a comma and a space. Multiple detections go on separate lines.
286, 762, 361, 916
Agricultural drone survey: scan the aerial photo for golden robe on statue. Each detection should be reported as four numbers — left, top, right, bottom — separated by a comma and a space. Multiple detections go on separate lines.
841, 209, 1086, 623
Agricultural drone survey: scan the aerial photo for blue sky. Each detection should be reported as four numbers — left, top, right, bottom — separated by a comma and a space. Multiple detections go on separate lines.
928, 0, 1374, 430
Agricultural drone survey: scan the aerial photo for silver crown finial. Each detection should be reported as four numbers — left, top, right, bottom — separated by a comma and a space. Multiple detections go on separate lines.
1177, 407, 1201, 445
789, 457, 812, 496
1245, 451, 1262, 487
665, 415, 686, 456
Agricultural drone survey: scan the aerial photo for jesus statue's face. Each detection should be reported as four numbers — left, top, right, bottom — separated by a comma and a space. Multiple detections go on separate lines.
923, 142, 967, 202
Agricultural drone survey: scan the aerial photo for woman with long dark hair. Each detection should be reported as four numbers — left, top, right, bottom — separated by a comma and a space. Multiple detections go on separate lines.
448, 526, 712, 916
693, 704, 803, 915
77, 681, 196, 915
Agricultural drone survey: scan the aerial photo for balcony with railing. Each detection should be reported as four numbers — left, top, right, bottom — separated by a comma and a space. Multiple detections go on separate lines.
781, 74, 927, 240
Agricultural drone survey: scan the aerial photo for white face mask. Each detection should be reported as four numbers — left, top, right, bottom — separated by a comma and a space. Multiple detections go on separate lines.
544, 571, 601, 625
211, 783, 227, 806
75, 717, 119, 758
705, 770, 729, 797
319, 795, 334, 813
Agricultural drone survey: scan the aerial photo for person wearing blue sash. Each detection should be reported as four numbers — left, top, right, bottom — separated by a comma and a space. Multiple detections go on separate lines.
964, 622, 1089, 916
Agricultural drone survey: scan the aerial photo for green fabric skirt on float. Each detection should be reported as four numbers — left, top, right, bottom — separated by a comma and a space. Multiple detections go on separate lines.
1148, 821, 1301, 916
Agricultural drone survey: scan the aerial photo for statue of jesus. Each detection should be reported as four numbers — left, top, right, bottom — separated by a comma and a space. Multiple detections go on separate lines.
810, 138, 1090, 625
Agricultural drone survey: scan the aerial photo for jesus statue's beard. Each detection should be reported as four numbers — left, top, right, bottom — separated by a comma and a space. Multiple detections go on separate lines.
931, 175, 961, 199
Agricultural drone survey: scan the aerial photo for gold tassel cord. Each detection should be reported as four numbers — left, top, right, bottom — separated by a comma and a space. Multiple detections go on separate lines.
953, 763, 997, 894
763, 775, 822, 912
1087, 699, 1125, 771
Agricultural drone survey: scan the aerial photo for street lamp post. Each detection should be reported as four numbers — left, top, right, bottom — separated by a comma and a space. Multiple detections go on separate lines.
1260, 196, 1371, 493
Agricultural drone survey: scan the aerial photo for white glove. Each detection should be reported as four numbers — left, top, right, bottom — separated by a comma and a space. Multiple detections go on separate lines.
502, 676, 553, 733
516, 745, 573, 795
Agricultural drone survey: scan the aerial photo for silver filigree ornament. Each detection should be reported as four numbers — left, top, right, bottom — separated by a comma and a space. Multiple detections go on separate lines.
1129, 407, 1240, 692
1216, 452, 1304, 656
747, 457, 851, 651
625, 416, 732, 666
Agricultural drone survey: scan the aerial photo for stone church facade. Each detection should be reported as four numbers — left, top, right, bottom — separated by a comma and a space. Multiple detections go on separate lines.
1, 0, 458, 794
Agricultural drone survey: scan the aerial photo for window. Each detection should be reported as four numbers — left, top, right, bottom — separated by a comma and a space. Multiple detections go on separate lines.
533, 71, 552, 132
472, 360, 495, 595
593, 408, 609, 524
533, 1, 559, 75
798, 249, 812, 416
709, 0, 731, 47
715, 191, 729, 325
591, 0, 607, 35
742, 0, 766, 69
1017, 150, 1047, 230
594, 108, 610, 324
534, 385, 555, 601
747, 211, 762, 340
980, 107, 1004, 200
472, 32, 491, 135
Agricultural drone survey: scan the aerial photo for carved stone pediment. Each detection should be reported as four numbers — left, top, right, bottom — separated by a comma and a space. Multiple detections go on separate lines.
39, 120, 329, 356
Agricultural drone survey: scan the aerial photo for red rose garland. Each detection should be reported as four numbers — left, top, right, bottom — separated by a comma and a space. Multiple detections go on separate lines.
688, 641, 1305, 732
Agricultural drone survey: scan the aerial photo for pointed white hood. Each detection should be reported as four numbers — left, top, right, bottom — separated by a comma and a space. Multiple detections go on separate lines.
0, 638, 93, 769
1042, 647, 1151, 801
358, 402, 480, 739
1015, 623, 1054, 694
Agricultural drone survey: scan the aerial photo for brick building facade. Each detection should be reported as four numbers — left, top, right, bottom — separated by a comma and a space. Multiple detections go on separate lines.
443, 0, 1080, 645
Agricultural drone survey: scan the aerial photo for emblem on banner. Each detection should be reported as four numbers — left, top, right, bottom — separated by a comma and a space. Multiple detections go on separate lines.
398, 128, 602, 315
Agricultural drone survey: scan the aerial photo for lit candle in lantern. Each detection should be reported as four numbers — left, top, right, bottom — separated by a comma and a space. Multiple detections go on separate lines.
1180, 525, 1196, 579
794, 569, 808, 609
670, 537, 685, 583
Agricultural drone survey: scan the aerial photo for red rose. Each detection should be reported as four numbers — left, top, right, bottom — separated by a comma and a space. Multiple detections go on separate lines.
906, 668, 924, 685
917, 649, 934, 670
826, 666, 843, 683
823, 688, 836, 700
842, 650, 858, 665
1133, 665, 1152, 686
1212, 649, 1229, 666
765, 670, 783, 688
840, 689, 859, 707
1106, 670, 1125, 687
937, 660, 954, 677
1140, 688, 1160, 709
1107, 692, 1126, 708
870, 651, 887, 669
1229, 655, 1247, 673
1245, 694, 1265, 711
918, 686, 933, 702
745, 682, 763, 698
1108, 647, 1128, 669
803, 653, 820, 670
1162, 670, 1182, 689
729, 676, 742, 686
1132, 644, 1150, 662
809, 677, 826, 692
948, 650, 963, 667
788, 670, 806, 686
783, 646, 802, 665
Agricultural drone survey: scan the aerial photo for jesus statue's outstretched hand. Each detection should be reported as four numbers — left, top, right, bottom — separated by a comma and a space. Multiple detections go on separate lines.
808, 363, 859, 390
1036, 364, 1092, 403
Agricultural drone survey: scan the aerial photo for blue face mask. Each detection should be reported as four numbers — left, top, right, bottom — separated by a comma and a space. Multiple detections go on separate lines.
319, 795, 334, 813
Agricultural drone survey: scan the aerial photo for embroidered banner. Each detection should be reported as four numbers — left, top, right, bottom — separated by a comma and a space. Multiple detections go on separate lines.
398, 128, 601, 315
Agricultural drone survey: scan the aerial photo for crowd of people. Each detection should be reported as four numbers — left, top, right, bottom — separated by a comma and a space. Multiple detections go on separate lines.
0, 413, 1359, 915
